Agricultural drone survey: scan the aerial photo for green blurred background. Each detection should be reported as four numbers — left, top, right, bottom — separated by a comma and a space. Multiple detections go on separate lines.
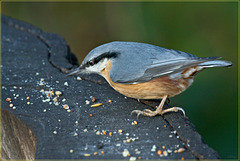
2, 2, 238, 159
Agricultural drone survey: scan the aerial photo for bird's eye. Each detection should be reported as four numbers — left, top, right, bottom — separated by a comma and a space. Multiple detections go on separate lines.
88, 60, 94, 66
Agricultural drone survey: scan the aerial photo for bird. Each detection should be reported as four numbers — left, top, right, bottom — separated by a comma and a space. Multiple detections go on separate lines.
68, 41, 232, 117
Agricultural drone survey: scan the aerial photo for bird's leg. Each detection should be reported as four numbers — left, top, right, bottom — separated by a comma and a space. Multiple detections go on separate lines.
131, 95, 185, 117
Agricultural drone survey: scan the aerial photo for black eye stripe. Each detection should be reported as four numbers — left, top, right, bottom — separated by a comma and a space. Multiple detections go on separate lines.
85, 52, 119, 68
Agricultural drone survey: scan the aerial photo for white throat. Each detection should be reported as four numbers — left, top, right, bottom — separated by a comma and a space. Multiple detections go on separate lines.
85, 58, 108, 74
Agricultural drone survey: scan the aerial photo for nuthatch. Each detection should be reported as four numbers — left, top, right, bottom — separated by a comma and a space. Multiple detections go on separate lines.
69, 41, 232, 117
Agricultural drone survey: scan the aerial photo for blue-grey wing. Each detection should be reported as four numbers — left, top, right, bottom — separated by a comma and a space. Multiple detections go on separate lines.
109, 43, 216, 84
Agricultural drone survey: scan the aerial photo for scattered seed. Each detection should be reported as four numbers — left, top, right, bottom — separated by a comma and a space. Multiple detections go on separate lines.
43, 109, 47, 112
157, 150, 162, 155
181, 157, 184, 160
177, 148, 185, 153
63, 104, 70, 110
91, 103, 102, 107
151, 145, 157, 152
118, 129, 123, 134
69, 149, 74, 153
132, 121, 138, 125
6, 98, 11, 102
162, 146, 166, 149
122, 149, 130, 157
26, 96, 30, 100
109, 132, 113, 136
83, 129, 88, 132
53, 97, 59, 103
64, 82, 68, 86
91, 97, 96, 102
108, 100, 112, 103
138, 156, 142, 160
93, 152, 97, 155
89, 114, 93, 117
53, 130, 57, 134
85, 100, 90, 105
9, 104, 13, 108
129, 156, 136, 161
102, 130, 107, 135
77, 76, 82, 80
55, 91, 62, 96
126, 139, 131, 143
12, 106, 16, 110
84, 153, 91, 157
163, 150, 168, 156
96, 131, 101, 135
167, 149, 172, 153
101, 151, 105, 154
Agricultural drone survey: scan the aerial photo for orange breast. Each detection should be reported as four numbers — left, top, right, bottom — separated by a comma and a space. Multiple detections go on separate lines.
101, 60, 193, 99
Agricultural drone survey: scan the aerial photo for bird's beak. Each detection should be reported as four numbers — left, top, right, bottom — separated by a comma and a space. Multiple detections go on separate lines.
67, 65, 85, 76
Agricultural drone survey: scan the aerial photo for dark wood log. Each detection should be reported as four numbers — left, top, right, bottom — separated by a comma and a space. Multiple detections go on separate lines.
1, 109, 36, 160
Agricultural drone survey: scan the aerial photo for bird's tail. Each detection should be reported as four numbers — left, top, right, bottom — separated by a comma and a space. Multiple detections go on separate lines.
198, 57, 233, 68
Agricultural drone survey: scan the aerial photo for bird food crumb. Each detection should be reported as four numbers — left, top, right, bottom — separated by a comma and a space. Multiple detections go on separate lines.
91, 103, 102, 107
96, 131, 101, 135
129, 156, 136, 161
132, 121, 138, 125
157, 150, 162, 155
122, 149, 130, 157
118, 129, 123, 134
91, 97, 96, 102
53, 97, 59, 103
102, 130, 107, 135
163, 150, 168, 156
85, 100, 90, 105
89, 114, 93, 117
84, 153, 91, 157
64, 82, 69, 86
77, 76, 82, 80
151, 145, 157, 152
55, 91, 62, 96
6, 98, 11, 102
177, 148, 185, 153
63, 104, 70, 110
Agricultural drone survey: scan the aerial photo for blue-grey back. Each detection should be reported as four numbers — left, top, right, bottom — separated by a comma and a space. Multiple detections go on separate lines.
83, 41, 224, 84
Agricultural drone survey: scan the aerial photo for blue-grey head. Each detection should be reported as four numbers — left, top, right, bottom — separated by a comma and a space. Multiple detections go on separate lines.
68, 42, 121, 76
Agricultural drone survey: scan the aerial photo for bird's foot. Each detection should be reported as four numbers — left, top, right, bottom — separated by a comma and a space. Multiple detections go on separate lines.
131, 107, 185, 118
